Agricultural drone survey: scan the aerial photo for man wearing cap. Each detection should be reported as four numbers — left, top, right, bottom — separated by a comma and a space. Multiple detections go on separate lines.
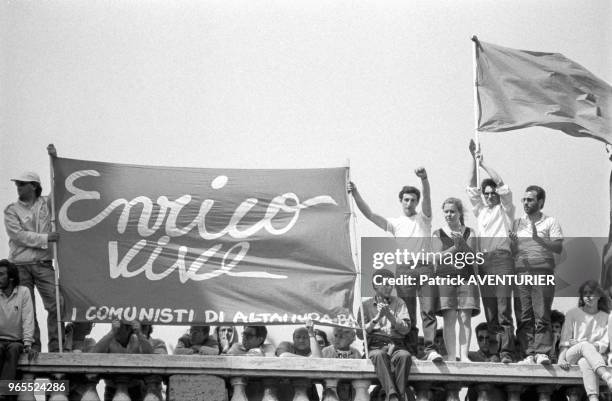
4, 145, 62, 352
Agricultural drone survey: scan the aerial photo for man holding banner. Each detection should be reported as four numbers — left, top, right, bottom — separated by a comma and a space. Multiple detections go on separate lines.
4, 170, 62, 352
349, 168, 443, 362
50, 150, 356, 327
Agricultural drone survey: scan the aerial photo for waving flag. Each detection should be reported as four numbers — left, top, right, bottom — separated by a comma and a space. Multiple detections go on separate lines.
475, 39, 612, 144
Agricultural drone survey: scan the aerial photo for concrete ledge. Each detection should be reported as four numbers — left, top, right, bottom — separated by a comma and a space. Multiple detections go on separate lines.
18, 354, 589, 385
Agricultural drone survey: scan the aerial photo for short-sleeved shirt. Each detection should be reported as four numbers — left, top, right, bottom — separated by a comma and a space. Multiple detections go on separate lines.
322, 345, 361, 359
466, 185, 514, 253
386, 212, 432, 255
360, 296, 410, 341
512, 214, 563, 266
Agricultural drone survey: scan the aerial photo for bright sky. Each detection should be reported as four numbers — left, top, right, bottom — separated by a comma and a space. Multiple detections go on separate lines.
1, 0, 611, 352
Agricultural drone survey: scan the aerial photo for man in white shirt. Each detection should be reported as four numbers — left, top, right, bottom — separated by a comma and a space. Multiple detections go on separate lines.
510, 185, 563, 365
467, 140, 515, 363
349, 167, 443, 362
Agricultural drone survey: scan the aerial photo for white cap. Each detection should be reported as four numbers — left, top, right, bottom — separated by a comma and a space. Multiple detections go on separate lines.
11, 172, 41, 183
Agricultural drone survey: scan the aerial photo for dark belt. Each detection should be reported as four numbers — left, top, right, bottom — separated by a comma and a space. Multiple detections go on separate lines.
0, 339, 23, 344
368, 335, 408, 349
13, 259, 53, 266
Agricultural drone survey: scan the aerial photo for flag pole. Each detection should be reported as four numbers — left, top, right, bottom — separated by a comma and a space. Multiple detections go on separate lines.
48, 144, 63, 353
346, 159, 369, 358
602, 145, 612, 291
607, 144, 612, 241
471, 35, 482, 186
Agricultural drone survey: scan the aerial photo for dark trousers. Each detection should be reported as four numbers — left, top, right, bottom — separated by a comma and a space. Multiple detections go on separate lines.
480, 252, 516, 358
17, 261, 63, 352
396, 264, 438, 356
0, 341, 23, 380
516, 266, 555, 356
369, 346, 412, 401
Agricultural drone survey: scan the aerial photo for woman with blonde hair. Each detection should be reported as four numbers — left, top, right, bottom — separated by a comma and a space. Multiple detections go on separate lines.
432, 197, 480, 361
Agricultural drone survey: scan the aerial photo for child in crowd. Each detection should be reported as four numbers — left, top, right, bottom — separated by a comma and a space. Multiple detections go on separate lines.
557, 281, 612, 401
215, 326, 238, 354
322, 327, 361, 401
432, 198, 480, 362
322, 327, 361, 359
276, 320, 322, 357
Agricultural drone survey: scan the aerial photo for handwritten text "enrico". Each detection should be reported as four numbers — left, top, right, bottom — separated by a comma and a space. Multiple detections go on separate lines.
58, 170, 338, 282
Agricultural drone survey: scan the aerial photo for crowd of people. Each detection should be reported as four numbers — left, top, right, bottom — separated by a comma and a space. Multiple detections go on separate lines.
347, 139, 609, 401
0, 141, 610, 401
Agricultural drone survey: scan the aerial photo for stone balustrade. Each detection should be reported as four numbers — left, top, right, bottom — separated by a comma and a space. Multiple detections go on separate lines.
16, 354, 595, 401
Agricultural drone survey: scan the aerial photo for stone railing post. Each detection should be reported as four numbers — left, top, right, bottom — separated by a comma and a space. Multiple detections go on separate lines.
445, 382, 462, 401
81, 374, 102, 401
143, 375, 163, 401
505, 384, 523, 401
17, 373, 36, 401
262, 378, 280, 401
48, 373, 69, 401
292, 378, 311, 401
352, 379, 370, 401
475, 383, 493, 401
322, 379, 340, 401
112, 375, 132, 401
536, 385, 554, 401
415, 382, 433, 401
229, 377, 248, 401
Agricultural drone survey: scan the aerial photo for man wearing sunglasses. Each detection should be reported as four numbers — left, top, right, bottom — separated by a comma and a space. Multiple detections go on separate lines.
468, 322, 499, 362
227, 325, 274, 356
467, 140, 516, 364
4, 153, 62, 352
